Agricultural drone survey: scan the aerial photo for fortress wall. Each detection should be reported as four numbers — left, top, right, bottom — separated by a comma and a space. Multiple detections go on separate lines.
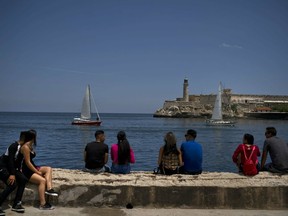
2, 169, 287, 209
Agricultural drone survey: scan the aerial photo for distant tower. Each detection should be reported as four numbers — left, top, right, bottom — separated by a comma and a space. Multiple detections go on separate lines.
183, 78, 189, 102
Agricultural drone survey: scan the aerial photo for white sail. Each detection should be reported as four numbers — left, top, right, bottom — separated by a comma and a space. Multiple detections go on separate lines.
211, 82, 222, 120
72, 85, 102, 125
206, 82, 235, 126
80, 85, 91, 120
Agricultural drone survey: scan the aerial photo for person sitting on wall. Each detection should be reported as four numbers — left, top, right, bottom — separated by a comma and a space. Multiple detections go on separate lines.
157, 132, 182, 175
260, 127, 288, 174
111, 131, 135, 174
84, 130, 110, 173
179, 129, 203, 175
232, 133, 261, 175
0, 131, 30, 215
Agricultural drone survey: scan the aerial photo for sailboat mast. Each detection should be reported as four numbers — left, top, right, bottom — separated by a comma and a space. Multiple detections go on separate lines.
89, 87, 101, 121
88, 85, 92, 113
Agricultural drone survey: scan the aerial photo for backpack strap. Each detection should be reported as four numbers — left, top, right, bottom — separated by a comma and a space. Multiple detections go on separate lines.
242, 145, 255, 160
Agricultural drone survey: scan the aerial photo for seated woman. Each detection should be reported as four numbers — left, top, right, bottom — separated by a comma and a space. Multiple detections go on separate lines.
20, 130, 58, 210
232, 133, 261, 175
158, 132, 182, 175
111, 131, 135, 174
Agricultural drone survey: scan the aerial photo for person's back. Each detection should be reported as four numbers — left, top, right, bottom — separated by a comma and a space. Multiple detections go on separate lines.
180, 129, 203, 174
158, 132, 182, 175
85, 141, 108, 169
264, 136, 288, 170
232, 133, 261, 175
111, 131, 135, 174
162, 151, 180, 170
261, 127, 288, 173
84, 130, 109, 172
181, 140, 202, 172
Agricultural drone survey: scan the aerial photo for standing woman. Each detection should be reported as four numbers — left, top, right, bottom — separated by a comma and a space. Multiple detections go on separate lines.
158, 132, 183, 175
111, 131, 135, 174
20, 130, 58, 210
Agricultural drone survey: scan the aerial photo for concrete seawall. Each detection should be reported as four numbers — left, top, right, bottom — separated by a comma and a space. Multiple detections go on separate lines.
2, 169, 288, 209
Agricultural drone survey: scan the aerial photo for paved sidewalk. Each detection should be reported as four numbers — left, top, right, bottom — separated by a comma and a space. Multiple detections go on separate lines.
1, 206, 287, 216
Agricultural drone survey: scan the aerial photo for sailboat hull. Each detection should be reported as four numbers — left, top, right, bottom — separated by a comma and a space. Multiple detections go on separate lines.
206, 119, 235, 127
72, 118, 102, 126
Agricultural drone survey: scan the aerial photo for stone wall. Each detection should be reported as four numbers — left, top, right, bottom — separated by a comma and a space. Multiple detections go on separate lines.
2, 169, 287, 209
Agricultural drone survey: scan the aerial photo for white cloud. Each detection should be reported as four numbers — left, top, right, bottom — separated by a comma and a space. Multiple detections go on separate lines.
220, 43, 243, 49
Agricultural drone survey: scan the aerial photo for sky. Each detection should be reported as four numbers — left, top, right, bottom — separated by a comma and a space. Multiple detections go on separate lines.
0, 0, 287, 113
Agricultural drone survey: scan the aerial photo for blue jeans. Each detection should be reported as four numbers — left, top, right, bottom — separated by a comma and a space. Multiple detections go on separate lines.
111, 164, 131, 174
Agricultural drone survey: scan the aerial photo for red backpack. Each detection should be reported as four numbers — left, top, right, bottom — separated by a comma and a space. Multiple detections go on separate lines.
242, 145, 258, 176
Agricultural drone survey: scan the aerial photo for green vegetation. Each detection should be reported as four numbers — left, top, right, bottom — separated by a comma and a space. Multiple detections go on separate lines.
231, 104, 238, 114
271, 104, 288, 112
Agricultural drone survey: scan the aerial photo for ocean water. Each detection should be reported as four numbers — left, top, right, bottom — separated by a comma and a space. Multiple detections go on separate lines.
0, 112, 287, 173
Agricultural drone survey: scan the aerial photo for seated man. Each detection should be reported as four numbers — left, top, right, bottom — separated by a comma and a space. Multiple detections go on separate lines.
179, 129, 203, 175
84, 130, 110, 173
260, 127, 288, 174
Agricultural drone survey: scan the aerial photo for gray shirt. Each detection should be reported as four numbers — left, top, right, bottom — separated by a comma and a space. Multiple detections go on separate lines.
263, 136, 288, 170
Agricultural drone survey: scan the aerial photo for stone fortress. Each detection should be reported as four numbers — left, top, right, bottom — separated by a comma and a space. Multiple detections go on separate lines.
154, 79, 288, 119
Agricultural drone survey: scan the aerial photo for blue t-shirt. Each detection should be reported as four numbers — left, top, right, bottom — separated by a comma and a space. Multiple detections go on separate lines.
180, 140, 203, 172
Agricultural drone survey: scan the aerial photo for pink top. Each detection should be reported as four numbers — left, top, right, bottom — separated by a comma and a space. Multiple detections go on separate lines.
111, 144, 135, 164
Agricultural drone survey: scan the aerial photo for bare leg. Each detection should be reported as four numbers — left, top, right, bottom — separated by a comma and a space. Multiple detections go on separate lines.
29, 173, 46, 206
39, 166, 53, 190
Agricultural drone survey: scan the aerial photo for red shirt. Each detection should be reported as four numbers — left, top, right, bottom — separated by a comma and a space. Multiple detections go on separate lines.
232, 144, 261, 165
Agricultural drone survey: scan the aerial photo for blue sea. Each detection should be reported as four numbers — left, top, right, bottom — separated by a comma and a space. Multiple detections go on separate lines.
0, 112, 287, 173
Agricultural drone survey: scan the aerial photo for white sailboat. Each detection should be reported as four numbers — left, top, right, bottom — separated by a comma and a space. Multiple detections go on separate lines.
72, 85, 102, 126
206, 82, 235, 126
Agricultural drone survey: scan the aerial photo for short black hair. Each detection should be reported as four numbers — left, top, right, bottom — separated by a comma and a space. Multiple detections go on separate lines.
266, 127, 277, 136
186, 129, 197, 138
244, 133, 254, 144
95, 130, 104, 138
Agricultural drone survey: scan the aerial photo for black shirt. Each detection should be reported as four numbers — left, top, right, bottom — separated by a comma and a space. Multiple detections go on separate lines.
0, 142, 23, 175
84, 141, 108, 169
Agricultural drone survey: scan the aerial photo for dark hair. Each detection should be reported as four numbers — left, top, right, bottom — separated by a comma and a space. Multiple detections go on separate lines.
29, 129, 37, 146
19, 131, 27, 142
266, 127, 277, 136
23, 130, 37, 146
95, 130, 104, 138
117, 131, 131, 165
163, 132, 179, 155
243, 133, 254, 145
186, 129, 197, 138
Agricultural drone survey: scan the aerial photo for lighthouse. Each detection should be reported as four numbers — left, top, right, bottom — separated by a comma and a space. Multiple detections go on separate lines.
183, 78, 189, 102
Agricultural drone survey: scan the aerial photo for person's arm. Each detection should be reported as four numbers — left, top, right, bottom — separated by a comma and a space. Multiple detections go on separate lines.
178, 149, 183, 166
84, 150, 87, 162
6, 143, 19, 185
256, 146, 261, 157
7, 143, 18, 175
129, 148, 135, 164
260, 150, 267, 170
158, 147, 163, 166
232, 145, 241, 164
110, 145, 115, 161
260, 141, 268, 170
21, 144, 41, 175
104, 153, 108, 164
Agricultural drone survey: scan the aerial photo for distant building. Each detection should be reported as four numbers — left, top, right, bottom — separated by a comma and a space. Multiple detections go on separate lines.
154, 79, 288, 119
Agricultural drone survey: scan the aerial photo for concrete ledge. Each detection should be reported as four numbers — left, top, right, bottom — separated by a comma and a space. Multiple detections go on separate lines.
2, 169, 288, 209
